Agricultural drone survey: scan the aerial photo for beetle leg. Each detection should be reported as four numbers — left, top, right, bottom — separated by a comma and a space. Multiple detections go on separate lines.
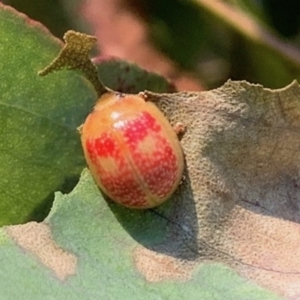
179, 174, 186, 185
138, 91, 148, 100
173, 122, 186, 135
77, 124, 83, 134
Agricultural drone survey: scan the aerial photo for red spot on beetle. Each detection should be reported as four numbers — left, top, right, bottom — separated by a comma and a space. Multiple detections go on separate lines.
85, 139, 98, 164
94, 133, 117, 158
131, 136, 178, 199
115, 111, 161, 149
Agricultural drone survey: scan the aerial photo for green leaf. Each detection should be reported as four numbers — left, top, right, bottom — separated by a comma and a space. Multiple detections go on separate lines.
93, 57, 175, 93
0, 169, 281, 300
0, 4, 97, 225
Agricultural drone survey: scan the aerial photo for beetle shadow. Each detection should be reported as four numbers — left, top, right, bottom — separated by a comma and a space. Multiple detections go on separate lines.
107, 166, 200, 261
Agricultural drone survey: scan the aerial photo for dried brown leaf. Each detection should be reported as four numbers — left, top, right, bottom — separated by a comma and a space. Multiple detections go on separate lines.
141, 80, 300, 298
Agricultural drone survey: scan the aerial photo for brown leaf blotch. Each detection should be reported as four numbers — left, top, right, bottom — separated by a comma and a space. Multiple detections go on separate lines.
6, 222, 77, 280
133, 246, 194, 282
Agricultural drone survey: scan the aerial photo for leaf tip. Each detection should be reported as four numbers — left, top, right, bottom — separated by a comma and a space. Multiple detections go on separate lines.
38, 30, 107, 96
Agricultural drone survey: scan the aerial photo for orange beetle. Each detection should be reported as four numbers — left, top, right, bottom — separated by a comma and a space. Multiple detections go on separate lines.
81, 92, 184, 209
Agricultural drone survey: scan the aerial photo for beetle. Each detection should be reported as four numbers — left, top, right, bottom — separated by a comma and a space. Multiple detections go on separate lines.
80, 91, 184, 209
